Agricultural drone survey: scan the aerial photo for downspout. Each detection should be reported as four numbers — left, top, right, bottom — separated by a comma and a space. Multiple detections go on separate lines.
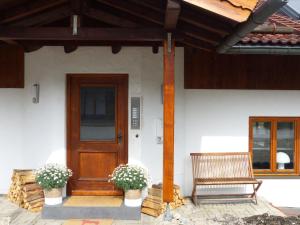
217, 0, 288, 54
227, 45, 300, 55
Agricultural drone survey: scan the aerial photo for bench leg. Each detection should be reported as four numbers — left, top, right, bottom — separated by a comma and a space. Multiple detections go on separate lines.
251, 181, 262, 204
252, 184, 258, 204
192, 184, 197, 205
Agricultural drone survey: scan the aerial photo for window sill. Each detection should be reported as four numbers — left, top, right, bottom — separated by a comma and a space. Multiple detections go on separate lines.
254, 173, 300, 179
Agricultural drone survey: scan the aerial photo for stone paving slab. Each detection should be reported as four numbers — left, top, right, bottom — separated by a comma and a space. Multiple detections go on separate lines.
0, 197, 284, 225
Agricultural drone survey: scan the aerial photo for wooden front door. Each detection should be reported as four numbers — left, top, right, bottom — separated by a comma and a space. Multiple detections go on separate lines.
67, 74, 128, 196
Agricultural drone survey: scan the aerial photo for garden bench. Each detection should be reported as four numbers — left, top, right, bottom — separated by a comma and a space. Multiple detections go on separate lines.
190, 152, 262, 205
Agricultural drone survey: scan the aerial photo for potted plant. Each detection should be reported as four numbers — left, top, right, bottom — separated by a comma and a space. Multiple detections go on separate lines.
110, 164, 148, 207
35, 164, 72, 205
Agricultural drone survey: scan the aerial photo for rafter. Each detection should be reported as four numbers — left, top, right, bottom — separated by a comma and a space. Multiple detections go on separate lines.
0, 0, 67, 25
96, 0, 164, 26
83, 7, 138, 28
165, 0, 182, 30
129, 0, 232, 35
0, 27, 181, 42
183, 36, 214, 51
178, 21, 220, 45
180, 5, 233, 36
9, 6, 72, 27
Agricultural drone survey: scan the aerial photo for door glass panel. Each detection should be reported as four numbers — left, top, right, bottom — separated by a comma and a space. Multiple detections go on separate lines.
80, 87, 115, 141
276, 122, 294, 170
252, 122, 271, 169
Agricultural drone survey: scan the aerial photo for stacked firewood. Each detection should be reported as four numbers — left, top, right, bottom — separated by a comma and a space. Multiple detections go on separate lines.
141, 184, 185, 217
8, 169, 44, 212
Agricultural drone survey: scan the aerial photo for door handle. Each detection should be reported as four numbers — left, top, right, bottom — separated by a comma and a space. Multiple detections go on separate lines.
117, 131, 123, 144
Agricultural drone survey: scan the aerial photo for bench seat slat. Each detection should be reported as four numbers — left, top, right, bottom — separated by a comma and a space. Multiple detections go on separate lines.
195, 178, 259, 185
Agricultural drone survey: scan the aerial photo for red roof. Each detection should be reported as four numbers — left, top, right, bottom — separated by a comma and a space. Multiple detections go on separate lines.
239, 4, 300, 46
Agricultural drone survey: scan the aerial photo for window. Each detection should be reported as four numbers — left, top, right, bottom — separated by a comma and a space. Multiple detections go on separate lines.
249, 117, 300, 176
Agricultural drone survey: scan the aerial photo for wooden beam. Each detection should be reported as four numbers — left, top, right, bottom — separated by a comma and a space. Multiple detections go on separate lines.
0, 27, 180, 42
10, 6, 72, 27
83, 7, 138, 28
165, 0, 182, 30
111, 45, 122, 54
0, 0, 67, 25
163, 34, 175, 203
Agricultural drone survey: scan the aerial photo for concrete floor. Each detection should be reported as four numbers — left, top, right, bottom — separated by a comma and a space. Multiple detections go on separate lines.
0, 196, 285, 225
277, 207, 300, 216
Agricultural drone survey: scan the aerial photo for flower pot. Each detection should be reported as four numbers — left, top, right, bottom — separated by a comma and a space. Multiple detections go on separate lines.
44, 188, 63, 205
124, 189, 142, 207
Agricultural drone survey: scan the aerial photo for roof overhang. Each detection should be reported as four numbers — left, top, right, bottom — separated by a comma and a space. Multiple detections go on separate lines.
184, 0, 258, 22
0, 0, 263, 53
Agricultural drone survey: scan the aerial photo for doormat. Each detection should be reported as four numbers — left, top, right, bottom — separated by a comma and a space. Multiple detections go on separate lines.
63, 219, 113, 225
63, 196, 122, 207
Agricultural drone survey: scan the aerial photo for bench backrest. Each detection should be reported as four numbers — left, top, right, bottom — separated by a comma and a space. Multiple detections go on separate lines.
190, 152, 254, 179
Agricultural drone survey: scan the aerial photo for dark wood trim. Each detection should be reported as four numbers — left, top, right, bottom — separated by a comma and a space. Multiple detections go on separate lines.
66, 74, 72, 196
164, 0, 182, 30
0, 44, 24, 88
185, 49, 300, 89
249, 117, 300, 176
0, 27, 182, 42
163, 38, 175, 203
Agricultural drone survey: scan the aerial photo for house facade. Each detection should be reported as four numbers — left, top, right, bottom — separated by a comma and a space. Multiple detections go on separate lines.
1, 0, 300, 208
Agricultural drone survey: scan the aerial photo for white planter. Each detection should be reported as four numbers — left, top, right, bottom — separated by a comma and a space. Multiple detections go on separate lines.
44, 188, 63, 205
124, 190, 142, 207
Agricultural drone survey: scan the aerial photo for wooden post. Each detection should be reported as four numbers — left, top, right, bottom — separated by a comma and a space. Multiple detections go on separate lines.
163, 34, 175, 203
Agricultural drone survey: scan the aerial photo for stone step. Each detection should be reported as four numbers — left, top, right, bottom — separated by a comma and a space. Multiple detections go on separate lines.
42, 203, 141, 221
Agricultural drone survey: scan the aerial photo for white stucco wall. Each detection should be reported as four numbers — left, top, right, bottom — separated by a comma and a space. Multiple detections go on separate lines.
0, 46, 186, 196
0, 90, 24, 193
184, 90, 300, 207
1, 47, 300, 207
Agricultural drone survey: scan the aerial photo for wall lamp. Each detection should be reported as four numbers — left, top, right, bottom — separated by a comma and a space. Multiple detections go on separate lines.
32, 83, 40, 104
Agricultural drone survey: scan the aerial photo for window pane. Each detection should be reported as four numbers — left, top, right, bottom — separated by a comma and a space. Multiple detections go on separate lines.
80, 87, 115, 141
252, 122, 271, 169
276, 122, 294, 170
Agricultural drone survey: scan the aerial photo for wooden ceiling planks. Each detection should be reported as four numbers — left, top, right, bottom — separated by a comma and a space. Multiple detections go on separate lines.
183, 0, 258, 22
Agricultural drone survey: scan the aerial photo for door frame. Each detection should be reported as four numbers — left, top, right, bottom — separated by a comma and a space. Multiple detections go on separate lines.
66, 73, 128, 196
